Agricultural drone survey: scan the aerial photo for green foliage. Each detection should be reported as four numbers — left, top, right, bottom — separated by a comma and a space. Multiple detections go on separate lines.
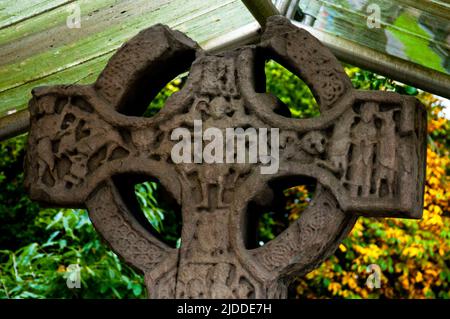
265, 60, 319, 118
0, 135, 43, 250
135, 182, 166, 233
135, 181, 181, 248
348, 66, 419, 95
0, 209, 145, 298
143, 77, 185, 117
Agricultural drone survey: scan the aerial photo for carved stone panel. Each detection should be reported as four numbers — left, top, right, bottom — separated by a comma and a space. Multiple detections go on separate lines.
24, 16, 427, 298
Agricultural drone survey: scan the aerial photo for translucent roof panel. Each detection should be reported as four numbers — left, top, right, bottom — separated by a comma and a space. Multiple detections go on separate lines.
0, 0, 449, 120
298, 0, 450, 75
0, 0, 254, 117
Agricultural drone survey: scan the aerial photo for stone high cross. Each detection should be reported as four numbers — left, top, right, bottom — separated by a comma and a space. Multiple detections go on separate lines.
24, 16, 427, 298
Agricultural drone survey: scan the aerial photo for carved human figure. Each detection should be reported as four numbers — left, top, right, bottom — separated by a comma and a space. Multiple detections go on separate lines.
177, 163, 229, 209
374, 110, 397, 197
177, 161, 253, 210
349, 102, 378, 197
317, 109, 355, 180
34, 109, 67, 183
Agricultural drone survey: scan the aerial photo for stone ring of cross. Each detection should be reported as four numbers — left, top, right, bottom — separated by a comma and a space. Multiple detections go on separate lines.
24, 16, 427, 298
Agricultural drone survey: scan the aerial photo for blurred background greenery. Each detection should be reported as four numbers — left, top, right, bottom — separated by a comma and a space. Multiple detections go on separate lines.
0, 61, 448, 299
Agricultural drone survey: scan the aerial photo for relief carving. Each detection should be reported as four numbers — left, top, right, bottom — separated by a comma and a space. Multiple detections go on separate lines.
24, 16, 427, 298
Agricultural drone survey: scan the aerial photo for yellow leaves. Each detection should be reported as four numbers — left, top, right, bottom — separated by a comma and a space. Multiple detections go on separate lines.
359, 289, 369, 299
426, 149, 450, 181
288, 211, 301, 222
428, 117, 447, 132
57, 265, 66, 273
328, 282, 342, 295
415, 271, 423, 283
400, 275, 410, 290
433, 165, 445, 176
286, 185, 310, 222
385, 228, 406, 243
426, 188, 440, 201
353, 244, 385, 262
427, 176, 441, 188
165, 78, 182, 93
422, 147, 449, 228
339, 244, 347, 252
342, 272, 358, 290
424, 268, 438, 278
395, 263, 405, 274
402, 244, 424, 258
430, 204, 444, 216
423, 212, 443, 228
350, 220, 364, 237
421, 202, 446, 231
344, 67, 360, 78
422, 285, 431, 296
397, 263, 444, 298
384, 287, 395, 298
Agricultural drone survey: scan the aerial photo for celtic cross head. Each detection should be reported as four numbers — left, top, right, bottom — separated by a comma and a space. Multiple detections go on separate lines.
24, 16, 427, 298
